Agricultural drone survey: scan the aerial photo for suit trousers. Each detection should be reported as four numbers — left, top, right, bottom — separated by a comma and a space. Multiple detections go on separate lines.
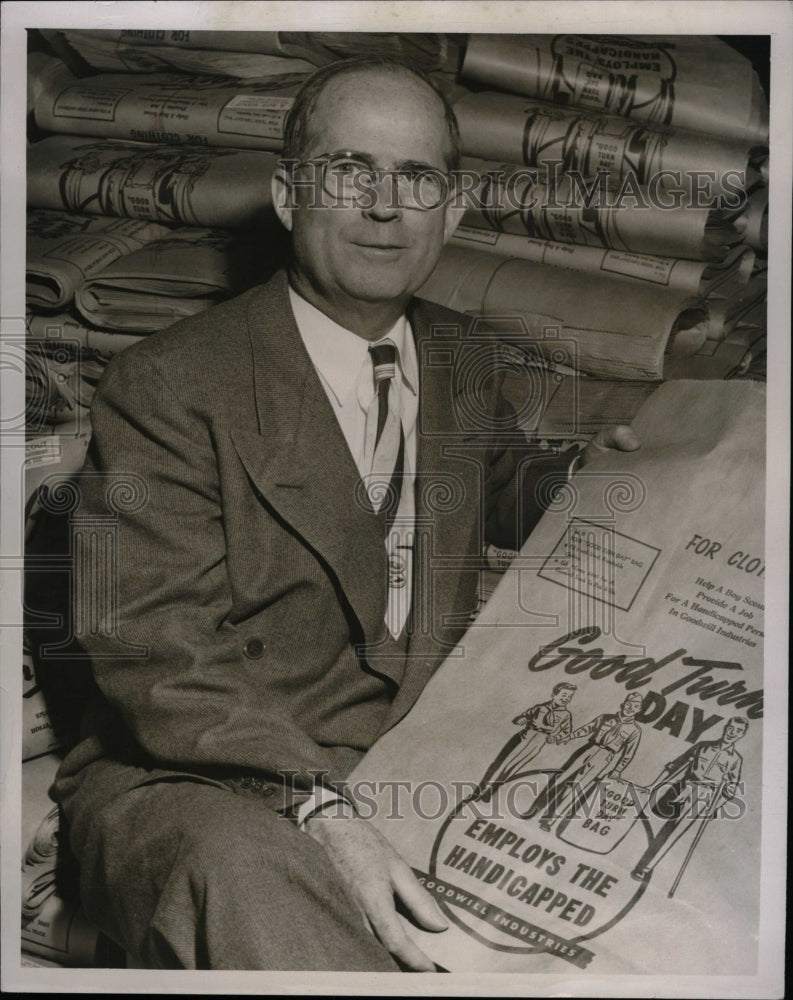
73, 777, 400, 970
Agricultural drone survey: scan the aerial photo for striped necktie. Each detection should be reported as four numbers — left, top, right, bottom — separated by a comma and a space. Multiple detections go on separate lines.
365, 341, 404, 515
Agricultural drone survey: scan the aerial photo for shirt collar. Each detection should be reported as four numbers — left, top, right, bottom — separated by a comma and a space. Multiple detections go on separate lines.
289, 287, 417, 405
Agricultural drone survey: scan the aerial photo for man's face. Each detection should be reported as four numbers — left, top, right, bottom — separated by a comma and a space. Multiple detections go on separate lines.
552, 687, 575, 708
620, 694, 643, 719
723, 719, 748, 744
274, 70, 464, 316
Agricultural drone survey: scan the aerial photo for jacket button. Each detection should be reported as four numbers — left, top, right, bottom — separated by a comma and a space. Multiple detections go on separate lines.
243, 637, 265, 658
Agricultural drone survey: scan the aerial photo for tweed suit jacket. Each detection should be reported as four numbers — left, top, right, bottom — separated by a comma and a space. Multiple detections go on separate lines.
54, 270, 569, 826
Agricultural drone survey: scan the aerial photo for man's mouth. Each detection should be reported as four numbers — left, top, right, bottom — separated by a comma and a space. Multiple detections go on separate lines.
352, 242, 407, 252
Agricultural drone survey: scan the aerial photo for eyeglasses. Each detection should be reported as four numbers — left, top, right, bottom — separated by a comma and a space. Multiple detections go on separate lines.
288, 151, 454, 211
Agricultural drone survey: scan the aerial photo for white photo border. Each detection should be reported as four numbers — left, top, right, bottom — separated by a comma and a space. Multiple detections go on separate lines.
1, 2, 789, 996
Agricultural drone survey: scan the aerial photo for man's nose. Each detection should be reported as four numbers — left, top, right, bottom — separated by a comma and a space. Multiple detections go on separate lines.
362, 173, 403, 221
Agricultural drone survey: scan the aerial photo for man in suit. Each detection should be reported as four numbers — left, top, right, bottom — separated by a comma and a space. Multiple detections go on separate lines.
52, 57, 639, 971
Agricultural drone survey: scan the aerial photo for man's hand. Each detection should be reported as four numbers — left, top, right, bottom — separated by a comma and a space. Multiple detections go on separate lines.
580, 424, 641, 469
304, 803, 448, 971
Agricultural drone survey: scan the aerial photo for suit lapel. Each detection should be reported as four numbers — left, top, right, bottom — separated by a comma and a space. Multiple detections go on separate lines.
229, 272, 395, 661
229, 278, 485, 704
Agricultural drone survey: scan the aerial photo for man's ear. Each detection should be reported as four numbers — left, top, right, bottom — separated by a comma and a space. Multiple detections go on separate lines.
271, 165, 294, 232
442, 197, 467, 245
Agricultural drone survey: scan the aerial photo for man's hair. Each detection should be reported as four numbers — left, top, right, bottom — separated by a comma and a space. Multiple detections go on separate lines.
726, 715, 749, 729
282, 56, 461, 171
552, 682, 577, 695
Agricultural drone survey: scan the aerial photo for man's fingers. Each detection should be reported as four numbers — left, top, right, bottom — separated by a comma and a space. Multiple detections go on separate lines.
581, 424, 641, 467
591, 424, 641, 453
378, 924, 437, 972
390, 862, 449, 932
363, 886, 438, 971
307, 814, 444, 970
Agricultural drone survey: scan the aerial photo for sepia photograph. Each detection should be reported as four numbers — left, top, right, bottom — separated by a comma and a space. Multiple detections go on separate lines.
1, 2, 789, 995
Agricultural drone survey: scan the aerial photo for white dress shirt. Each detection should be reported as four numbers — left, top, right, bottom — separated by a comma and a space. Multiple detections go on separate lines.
289, 288, 418, 482
289, 287, 418, 825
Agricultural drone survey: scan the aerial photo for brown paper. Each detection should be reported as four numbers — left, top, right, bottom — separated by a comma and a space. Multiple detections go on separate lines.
20, 893, 102, 966
418, 245, 709, 380
458, 156, 746, 261
27, 136, 278, 229
524, 374, 660, 441
350, 379, 766, 976
42, 29, 453, 75
454, 92, 764, 199
26, 208, 169, 310
72, 228, 260, 332
450, 225, 755, 294
461, 35, 768, 144
33, 64, 303, 150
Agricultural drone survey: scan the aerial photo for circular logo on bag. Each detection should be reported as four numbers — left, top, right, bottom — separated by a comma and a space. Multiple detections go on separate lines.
423, 771, 652, 968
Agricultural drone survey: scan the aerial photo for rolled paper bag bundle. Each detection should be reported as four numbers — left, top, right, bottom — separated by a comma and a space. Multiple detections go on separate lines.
27, 52, 66, 113
732, 187, 768, 252
38, 28, 318, 77
457, 156, 746, 261
34, 65, 303, 151
27, 136, 278, 230
19, 753, 106, 965
23, 806, 60, 866
73, 227, 264, 332
302, 31, 455, 71
453, 92, 766, 202
21, 863, 58, 925
26, 208, 169, 311
20, 755, 61, 926
450, 225, 756, 298
40, 28, 454, 75
21, 807, 60, 924
461, 34, 769, 144
22, 753, 60, 926
21, 754, 62, 854
419, 245, 709, 380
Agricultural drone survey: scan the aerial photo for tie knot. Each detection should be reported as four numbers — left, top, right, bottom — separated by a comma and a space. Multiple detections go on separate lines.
369, 342, 397, 386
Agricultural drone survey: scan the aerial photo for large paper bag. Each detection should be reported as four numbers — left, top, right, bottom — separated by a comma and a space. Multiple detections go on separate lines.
350, 380, 767, 976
